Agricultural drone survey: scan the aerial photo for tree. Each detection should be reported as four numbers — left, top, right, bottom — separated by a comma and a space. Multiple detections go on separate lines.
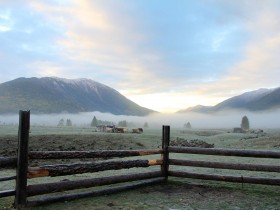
144, 122, 149, 128
184, 122, 192, 129
241, 116, 250, 130
118, 120, 127, 127
66, 119, 72, 126
91, 116, 98, 127
57, 119, 64, 127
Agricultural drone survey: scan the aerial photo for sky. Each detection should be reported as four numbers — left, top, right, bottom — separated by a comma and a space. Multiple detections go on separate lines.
1, 0, 280, 113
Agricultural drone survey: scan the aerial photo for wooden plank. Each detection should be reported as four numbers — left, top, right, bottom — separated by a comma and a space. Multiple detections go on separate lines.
28, 159, 162, 178
0, 190, 16, 198
26, 177, 165, 207
0, 175, 16, 182
168, 146, 280, 158
0, 157, 17, 168
15, 110, 30, 209
148, 159, 162, 166
27, 171, 162, 196
161, 125, 170, 180
169, 170, 280, 186
28, 149, 162, 159
169, 159, 280, 172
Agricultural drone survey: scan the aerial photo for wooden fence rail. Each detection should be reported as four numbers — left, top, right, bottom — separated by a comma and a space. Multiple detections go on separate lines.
0, 149, 163, 170
27, 159, 162, 178
27, 177, 165, 207
0, 190, 15, 198
28, 149, 162, 159
0, 111, 280, 209
169, 171, 280, 186
27, 171, 162, 196
169, 159, 280, 172
0, 157, 17, 168
168, 145, 280, 186
168, 146, 280, 158
0, 176, 16, 182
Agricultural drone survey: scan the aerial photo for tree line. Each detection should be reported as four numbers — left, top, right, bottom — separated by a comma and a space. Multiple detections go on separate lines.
57, 115, 250, 130
57, 116, 149, 128
184, 115, 250, 130
91, 116, 149, 128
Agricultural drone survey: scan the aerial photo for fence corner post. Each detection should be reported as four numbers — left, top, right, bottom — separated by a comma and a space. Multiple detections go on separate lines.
14, 110, 30, 209
161, 125, 170, 181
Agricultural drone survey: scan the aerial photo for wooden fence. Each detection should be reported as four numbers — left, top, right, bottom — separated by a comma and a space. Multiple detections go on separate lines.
0, 111, 280, 209
168, 147, 280, 185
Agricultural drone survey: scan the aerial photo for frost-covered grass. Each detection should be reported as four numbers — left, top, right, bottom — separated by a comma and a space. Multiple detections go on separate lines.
1, 125, 280, 209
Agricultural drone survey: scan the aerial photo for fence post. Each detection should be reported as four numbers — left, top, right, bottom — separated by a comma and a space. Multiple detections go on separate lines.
161, 125, 170, 181
14, 110, 30, 209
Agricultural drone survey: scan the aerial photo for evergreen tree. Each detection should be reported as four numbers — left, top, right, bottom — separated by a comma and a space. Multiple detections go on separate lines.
91, 116, 98, 127
66, 119, 72, 126
97, 119, 114, 126
118, 120, 127, 127
57, 119, 64, 127
241, 116, 250, 130
184, 122, 192, 129
144, 122, 149, 128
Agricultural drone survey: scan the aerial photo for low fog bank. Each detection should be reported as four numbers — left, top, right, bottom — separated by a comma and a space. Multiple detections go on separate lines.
151, 110, 280, 129
1, 110, 280, 129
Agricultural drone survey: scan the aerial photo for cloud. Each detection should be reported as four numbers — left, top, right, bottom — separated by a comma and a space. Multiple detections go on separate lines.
30, 0, 248, 97
24, 0, 280, 111
1, 0, 280, 112
191, 1, 280, 98
26, 60, 68, 78
29, 0, 173, 93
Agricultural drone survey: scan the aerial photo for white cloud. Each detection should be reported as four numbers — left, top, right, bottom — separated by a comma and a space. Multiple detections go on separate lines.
29, 0, 176, 94
27, 61, 69, 78
193, 4, 280, 99
0, 25, 10, 32
2, 0, 280, 112
0, 8, 13, 32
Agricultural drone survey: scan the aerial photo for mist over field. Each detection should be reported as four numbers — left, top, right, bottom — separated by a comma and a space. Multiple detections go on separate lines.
148, 110, 280, 129
1, 110, 280, 129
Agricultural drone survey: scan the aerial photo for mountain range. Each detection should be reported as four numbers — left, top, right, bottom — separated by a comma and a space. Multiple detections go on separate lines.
1, 77, 279, 115
178, 87, 280, 113
0, 77, 155, 116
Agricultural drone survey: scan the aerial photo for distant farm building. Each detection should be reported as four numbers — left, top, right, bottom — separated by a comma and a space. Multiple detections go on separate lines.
97, 125, 115, 133
233, 127, 264, 134
233, 127, 243, 133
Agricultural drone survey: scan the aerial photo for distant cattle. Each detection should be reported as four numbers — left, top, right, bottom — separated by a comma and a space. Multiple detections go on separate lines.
132, 128, 143, 134
114, 127, 128, 133
106, 127, 114, 133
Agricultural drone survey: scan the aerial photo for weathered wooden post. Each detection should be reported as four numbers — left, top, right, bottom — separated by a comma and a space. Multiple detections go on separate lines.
14, 110, 30, 209
161, 125, 170, 181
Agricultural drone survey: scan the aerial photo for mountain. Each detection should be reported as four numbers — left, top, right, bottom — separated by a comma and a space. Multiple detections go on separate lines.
177, 105, 212, 113
178, 87, 280, 113
0, 77, 155, 116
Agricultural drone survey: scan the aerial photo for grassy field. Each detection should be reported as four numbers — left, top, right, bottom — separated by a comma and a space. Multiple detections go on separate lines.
0, 125, 280, 209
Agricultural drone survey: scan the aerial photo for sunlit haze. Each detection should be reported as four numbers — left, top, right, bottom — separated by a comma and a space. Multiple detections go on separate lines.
1, 0, 280, 112
1, 110, 280, 129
